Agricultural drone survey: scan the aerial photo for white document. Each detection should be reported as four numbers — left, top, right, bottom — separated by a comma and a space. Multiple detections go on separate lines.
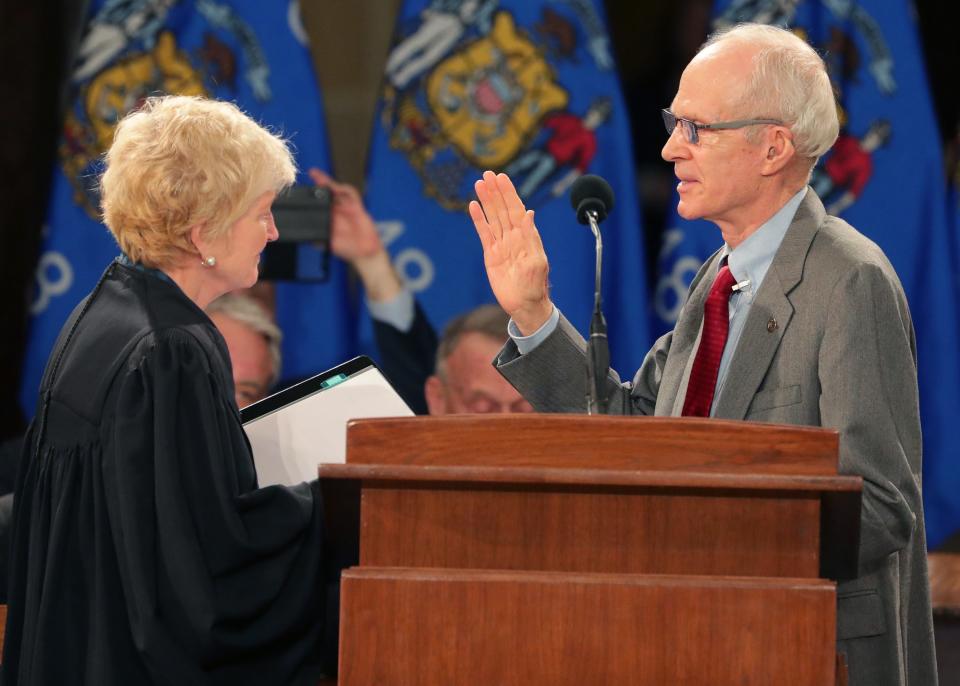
241, 359, 413, 487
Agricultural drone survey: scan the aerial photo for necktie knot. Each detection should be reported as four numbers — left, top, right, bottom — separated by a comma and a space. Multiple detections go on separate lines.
710, 264, 737, 299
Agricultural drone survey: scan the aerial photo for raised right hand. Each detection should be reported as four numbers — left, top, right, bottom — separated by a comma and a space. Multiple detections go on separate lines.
468, 171, 553, 335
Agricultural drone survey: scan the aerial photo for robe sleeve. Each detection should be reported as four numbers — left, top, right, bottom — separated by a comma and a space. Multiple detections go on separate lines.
103, 328, 331, 683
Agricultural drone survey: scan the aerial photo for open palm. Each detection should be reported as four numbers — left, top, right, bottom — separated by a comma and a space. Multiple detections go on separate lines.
469, 171, 553, 335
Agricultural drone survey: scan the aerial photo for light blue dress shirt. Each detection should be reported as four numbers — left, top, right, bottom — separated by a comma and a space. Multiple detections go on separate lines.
367, 288, 416, 332
711, 188, 805, 410
509, 188, 807, 414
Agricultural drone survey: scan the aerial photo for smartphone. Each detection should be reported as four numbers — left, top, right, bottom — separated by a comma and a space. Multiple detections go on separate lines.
260, 184, 333, 282
272, 184, 332, 243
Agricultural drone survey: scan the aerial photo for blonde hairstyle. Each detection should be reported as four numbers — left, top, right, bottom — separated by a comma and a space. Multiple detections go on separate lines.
702, 23, 839, 167
207, 293, 283, 385
100, 95, 296, 268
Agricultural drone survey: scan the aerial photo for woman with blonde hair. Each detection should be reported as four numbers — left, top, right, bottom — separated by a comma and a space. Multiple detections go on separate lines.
3, 96, 333, 684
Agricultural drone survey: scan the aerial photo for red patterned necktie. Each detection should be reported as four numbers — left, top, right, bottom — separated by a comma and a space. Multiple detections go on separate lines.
682, 264, 738, 417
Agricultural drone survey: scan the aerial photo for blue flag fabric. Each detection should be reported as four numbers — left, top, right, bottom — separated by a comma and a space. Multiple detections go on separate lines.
20, 0, 356, 415
651, 207, 718, 339
364, 0, 649, 376
653, 0, 960, 547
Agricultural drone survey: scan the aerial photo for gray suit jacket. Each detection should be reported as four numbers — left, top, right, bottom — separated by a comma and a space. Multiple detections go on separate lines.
497, 189, 937, 686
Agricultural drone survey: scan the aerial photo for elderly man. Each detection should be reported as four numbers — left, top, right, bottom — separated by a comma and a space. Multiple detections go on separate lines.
468, 23, 936, 686
207, 292, 282, 408
424, 304, 533, 415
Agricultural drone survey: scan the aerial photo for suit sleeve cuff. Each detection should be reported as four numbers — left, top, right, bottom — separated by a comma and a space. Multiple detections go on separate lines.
509, 305, 560, 355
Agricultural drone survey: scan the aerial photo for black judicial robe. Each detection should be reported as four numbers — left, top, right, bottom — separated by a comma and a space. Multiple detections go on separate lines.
3, 260, 331, 685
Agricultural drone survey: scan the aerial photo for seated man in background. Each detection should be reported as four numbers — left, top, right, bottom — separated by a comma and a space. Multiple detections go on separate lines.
312, 168, 530, 416
425, 304, 532, 415
207, 292, 283, 408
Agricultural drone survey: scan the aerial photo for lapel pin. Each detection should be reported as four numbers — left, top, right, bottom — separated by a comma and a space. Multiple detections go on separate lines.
767, 318, 778, 333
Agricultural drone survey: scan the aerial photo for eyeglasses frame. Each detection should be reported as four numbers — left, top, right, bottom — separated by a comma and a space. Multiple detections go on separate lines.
662, 108, 784, 145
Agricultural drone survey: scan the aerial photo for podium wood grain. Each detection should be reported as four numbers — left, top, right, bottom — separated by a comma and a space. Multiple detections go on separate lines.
345, 415, 839, 475
324, 416, 859, 685
339, 567, 837, 686
359, 484, 822, 577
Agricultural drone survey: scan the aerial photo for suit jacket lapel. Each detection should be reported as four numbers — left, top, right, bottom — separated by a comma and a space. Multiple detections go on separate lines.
713, 188, 825, 419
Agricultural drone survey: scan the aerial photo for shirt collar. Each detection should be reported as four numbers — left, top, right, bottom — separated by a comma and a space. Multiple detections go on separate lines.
721, 188, 806, 291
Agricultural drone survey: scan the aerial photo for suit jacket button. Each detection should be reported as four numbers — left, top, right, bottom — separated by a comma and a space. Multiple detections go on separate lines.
767, 318, 778, 333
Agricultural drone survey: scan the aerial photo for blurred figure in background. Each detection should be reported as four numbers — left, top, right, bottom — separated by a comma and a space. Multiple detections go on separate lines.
207, 292, 282, 408
425, 304, 533, 415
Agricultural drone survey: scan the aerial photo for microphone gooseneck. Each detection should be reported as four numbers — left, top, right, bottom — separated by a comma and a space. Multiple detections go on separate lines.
569, 175, 615, 415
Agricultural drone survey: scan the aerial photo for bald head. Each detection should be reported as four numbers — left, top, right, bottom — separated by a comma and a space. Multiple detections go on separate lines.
664, 24, 831, 241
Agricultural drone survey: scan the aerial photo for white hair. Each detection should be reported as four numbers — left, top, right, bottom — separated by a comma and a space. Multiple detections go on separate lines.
206, 293, 283, 385
702, 23, 839, 167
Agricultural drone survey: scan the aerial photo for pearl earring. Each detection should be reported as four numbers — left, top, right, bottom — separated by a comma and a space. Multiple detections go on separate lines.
202, 256, 217, 267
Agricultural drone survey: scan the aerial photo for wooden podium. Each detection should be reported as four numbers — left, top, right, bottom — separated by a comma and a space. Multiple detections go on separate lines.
319, 415, 860, 685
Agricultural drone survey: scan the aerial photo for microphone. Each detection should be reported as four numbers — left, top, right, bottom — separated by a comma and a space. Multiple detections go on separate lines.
571, 174, 615, 224
569, 175, 614, 415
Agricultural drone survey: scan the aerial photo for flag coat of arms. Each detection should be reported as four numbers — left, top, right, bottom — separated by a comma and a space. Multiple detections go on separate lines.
20, 0, 355, 414
365, 0, 650, 375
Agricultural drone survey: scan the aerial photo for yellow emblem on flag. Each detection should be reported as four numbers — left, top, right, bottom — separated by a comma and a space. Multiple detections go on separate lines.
425, 11, 568, 169
62, 31, 207, 218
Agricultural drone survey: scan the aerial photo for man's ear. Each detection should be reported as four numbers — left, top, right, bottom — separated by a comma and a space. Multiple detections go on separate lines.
424, 375, 447, 416
759, 126, 796, 176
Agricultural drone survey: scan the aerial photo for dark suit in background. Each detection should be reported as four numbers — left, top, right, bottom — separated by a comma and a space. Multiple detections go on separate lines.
372, 302, 437, 415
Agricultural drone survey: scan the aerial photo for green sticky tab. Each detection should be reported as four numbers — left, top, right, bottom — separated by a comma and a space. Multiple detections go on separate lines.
320, 373, 348, 389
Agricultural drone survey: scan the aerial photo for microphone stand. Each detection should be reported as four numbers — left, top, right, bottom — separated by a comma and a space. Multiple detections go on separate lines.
585, 209, 610, 415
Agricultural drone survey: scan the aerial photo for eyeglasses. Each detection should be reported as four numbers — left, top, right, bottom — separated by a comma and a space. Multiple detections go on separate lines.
662, 109, 783, 145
